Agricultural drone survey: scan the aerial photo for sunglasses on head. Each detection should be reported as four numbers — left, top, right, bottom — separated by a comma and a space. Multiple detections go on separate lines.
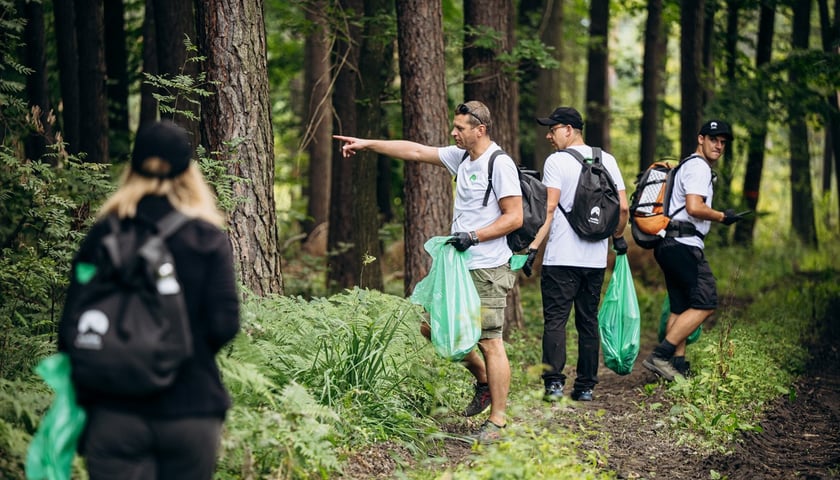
457, 103, 486, 126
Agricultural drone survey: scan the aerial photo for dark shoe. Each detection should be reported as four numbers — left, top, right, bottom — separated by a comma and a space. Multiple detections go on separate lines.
543, 382, 564, 402
463, 382, 491, 417
571, 389, 594, 401
672, 358, 692, 377
642, 353, 683, 381
473, 420, 505, 444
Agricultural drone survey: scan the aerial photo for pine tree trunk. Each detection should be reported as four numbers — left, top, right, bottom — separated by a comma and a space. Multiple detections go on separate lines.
105, 0, 130, 155
680, 0, 704, 157
196, 0, 283, 295
640, 0, 663, 171
396, 0, 452, 295
53, 0, 80, 154
585, 0, 610, 150
76, 0, 109, 164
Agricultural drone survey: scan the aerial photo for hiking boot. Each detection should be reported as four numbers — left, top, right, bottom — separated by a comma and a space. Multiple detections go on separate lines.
642, 353, 683, 381
463, 382, 491, 417
473, 420, 505, 444
543, 382, 564, 402
571, 389, 594, 401
672, 358, 692, 377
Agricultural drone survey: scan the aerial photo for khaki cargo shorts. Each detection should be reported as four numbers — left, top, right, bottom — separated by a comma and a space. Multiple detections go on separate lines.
470, 263, 517, 340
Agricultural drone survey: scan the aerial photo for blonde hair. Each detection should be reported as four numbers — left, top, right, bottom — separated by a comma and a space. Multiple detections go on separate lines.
97, 157, 226, 228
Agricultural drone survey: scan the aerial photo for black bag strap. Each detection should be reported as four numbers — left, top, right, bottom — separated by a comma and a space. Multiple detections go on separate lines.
557, 147, 603, 215
482, 149, 508, 207
102, 211, 191, 269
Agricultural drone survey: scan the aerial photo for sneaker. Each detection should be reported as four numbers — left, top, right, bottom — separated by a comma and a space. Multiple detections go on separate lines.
463, 382, 491, 417
473, 420, 505, 444
571, 389, 594, 401
543, 382, 564, 402
642, 353, 684, 381
672, 358, 692, 377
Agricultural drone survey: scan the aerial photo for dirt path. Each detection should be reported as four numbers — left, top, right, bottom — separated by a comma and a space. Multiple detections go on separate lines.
342, 305, 840, 479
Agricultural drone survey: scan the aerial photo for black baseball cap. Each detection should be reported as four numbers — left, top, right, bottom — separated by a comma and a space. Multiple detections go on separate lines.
131, 121, 193, 179
698, 120, 733, 140
536, 107, 584, 130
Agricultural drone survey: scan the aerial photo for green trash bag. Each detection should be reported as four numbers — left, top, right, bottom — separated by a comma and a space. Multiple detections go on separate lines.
410, 236, 482, 361
657, 294, 702, 345
26, 353, 87, 480
597, 255, 640, 375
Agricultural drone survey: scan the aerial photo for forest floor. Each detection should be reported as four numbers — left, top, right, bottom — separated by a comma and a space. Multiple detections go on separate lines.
341, 291, 840, 479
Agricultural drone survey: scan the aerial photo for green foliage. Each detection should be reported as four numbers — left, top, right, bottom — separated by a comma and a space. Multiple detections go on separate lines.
143, 36, 215, 123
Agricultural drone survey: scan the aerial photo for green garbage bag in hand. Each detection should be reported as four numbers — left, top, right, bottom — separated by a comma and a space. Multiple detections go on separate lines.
410, 236, 482, 361
26, 353, 87, 480
657, 294, 701, 344
598, 255, 640, 375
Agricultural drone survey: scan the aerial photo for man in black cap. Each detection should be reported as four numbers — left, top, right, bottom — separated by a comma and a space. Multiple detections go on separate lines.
525, 106, 629, 402
642, 119, 745, 381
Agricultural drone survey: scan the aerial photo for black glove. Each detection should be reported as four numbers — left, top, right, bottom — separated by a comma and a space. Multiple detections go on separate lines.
721, 209, 742, 226
612, 236, 628, 255
522, 248, 538, 277
447, 231, 477, 252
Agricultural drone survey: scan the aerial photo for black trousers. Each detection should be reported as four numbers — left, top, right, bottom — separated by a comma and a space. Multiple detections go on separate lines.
82, 407, 223, 480
540, 265, 605, 391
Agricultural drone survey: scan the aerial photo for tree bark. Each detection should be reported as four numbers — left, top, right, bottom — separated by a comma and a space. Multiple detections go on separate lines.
585, 0, 610, 150
533, 0, 564, 173
328, 0, 363, 291
734, 2, 775, 245
396, 0, 452, 295
76, 0, 109, 164
53, 0, 80, 154
23, 0, 52, 161
139, 0, 159, 126
196, 0, 283, 295
153, 0, 200, 143
105, 0, 130, 157
639, 0, 663, 171
789, 0, 818, 247
302, 0, 331, 237
680, 0, 704, 157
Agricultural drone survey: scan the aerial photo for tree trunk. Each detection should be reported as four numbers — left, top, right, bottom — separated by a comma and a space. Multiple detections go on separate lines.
533, 0, 564, 173
23, 0, 52, 161
351, 0, 391, 292
680, 0, 704, 157
302, 0, 331, 237
464, 0, 523, 335
734, 2, 775, 245
196, 0, 283, 295
639, 0, 663, 171
139, 0, 159, 126
54, 0, 80, 154
789, 0, 818, 247
76, 0, 109, 164
153, 0, 200, 143
395, 0, 451, 295
818, 0, 840, 209
105, 0, 130, 157
327, 0, 363, 291
585, 0, 609, 150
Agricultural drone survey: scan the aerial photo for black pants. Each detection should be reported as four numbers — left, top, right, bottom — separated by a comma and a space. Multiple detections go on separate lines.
540, 265, 605, 391
82, 407, 223, 480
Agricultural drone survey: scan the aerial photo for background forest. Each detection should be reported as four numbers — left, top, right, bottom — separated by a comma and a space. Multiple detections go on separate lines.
1, 0, 840, 478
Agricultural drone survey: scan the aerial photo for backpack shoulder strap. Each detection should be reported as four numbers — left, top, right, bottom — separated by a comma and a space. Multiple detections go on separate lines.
155, 211, 191, 239
101, 214, 124, 268
559, 148, 586, 165
482, 149, 508, 207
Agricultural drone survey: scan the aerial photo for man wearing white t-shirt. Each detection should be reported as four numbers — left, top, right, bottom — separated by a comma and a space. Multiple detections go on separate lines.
334, 100, 522, 442
642, 120, 745, 381
525, 107, 629, 402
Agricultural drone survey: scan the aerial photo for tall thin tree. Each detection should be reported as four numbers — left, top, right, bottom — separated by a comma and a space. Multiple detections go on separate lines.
53, 0, 80, 154
680, 0, 705, 157
196, 0, 284, 295
585, 0, 610, 149
640, 0, 664, 171
76, 0, 109, 164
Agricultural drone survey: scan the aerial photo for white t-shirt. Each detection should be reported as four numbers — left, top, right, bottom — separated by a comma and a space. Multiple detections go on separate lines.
669, 155, 714, 249
439, 143, 522, 269
542, 145, 626, 268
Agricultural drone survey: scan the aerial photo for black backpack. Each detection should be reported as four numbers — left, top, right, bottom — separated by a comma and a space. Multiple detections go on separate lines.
557, 147, 621, 240
64, 211, 193, 396
463, 149, 548, 252
629, 155, 705, 249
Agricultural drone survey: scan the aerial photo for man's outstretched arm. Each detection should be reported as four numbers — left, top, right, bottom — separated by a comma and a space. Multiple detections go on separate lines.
333, 135, 443, 166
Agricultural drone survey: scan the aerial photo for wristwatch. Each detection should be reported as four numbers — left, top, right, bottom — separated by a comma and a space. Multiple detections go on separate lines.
469, 231, 480, 244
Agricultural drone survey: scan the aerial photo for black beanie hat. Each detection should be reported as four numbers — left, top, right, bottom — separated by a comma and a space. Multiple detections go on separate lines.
130, 121, 193, 178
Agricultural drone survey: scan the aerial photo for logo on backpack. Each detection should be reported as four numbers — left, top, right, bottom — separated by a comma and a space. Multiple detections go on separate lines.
64, 211, 193, 396
629, 156, 705, 249
558, 147, 620, 240
467, 149, 548, 252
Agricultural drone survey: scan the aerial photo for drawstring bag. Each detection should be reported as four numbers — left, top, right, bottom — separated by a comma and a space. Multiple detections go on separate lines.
597, 255, 640, 375
657, 294, 702, 344
410, 236, 482, 361
25, 353, 87, 480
